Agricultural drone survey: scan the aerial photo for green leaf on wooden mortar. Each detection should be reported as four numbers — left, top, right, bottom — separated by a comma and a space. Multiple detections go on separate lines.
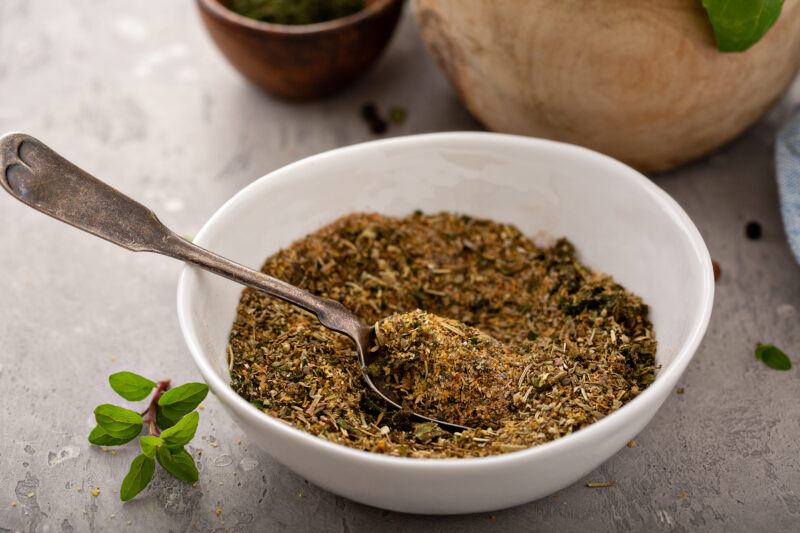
701, 0, 784, 52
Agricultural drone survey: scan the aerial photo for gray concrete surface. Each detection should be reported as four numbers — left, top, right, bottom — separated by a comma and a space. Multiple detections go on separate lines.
1, 1, 799, 531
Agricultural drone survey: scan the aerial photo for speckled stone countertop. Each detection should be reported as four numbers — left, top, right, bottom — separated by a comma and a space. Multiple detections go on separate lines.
1, 1, 799, 532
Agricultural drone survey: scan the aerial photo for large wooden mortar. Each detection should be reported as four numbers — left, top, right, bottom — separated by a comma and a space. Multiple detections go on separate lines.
415, 0, 800, 172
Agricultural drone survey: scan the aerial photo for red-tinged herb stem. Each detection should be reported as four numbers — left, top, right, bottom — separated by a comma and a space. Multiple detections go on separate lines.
142, 380, 171, 436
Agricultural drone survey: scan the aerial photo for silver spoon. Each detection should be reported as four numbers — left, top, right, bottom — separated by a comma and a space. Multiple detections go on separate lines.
0, 132, 467, 433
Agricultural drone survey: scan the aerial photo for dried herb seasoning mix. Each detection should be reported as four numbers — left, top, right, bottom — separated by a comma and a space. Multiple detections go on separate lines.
228, 212, 657, 458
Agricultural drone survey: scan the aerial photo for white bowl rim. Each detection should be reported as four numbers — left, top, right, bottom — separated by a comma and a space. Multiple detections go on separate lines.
177, 131, 714, 470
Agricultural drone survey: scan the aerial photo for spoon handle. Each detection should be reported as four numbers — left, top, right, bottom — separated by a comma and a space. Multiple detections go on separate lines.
0, 132, 360, 333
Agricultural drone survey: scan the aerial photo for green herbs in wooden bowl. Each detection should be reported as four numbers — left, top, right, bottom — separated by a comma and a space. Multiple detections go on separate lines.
197, 0, 403, 99
228, 0, 365, 25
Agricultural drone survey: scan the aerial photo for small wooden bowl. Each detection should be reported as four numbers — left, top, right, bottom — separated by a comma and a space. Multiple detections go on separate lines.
198, 0, 404, 100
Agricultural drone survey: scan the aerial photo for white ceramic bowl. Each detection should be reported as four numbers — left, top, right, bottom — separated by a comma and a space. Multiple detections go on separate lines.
177, 132, 714, 514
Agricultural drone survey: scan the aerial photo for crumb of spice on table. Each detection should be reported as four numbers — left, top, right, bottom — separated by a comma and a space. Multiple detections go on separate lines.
228, 212, 657, 458
586, 481, 616, 488
387, 106, 407, 124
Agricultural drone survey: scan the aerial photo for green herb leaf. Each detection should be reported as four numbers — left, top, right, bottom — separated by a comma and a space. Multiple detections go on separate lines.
388, 106, 407, 125
156, 406, 180, 430
701, 0, 784, 52
120, 454, 155, 501
156, 447, 198, 483
94, 404, 143, 440
139, 436, 163, 458
88, 425, 134, 446
157, 383, 208, 420
108, 371, 157, 401
228, 0, 365, 25
160, 411, 199, 449
755, 343, 792, 370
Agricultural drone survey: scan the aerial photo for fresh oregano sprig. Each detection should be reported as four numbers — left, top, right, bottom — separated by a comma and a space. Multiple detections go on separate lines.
88, 371, 208, 501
